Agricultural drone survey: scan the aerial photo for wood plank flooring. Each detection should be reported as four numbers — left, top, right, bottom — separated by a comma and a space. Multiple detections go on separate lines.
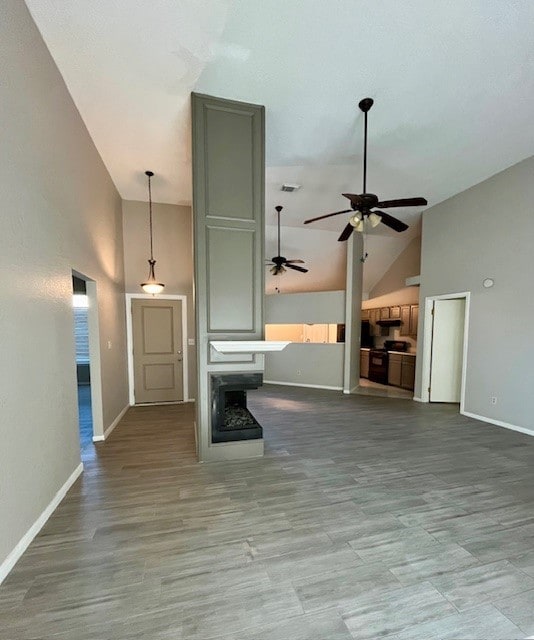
2, 385, 534, 639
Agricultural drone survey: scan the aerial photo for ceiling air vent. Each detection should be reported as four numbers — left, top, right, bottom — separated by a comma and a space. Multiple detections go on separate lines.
281, 183, 301, 192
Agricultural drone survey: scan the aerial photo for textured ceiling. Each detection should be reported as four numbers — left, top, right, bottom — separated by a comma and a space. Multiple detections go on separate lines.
26, 0, 534, 291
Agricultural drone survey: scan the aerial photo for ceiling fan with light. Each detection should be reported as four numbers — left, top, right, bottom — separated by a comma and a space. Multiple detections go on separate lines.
304, 98, 428, 242
266, 206, 308, 276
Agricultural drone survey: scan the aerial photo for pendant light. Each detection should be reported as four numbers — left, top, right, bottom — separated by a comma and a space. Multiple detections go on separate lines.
140, 170, 165, 294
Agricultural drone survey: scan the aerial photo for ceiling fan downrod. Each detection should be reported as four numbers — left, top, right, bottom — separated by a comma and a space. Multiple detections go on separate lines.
358, 97, 374, 195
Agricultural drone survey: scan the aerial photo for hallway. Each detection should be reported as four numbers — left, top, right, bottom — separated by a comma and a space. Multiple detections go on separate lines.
1, 387, 534, 639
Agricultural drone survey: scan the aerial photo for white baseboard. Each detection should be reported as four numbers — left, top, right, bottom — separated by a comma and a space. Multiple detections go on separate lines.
462, 410, 534, 438
92, 404, 129, 442
343, 386, 359, 395
263, 380, 343, 391
412, 396, 425, 403
0, 462, 83, 584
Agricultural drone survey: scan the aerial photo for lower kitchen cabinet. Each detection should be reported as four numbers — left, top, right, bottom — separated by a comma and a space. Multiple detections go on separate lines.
388, 353, 416, 391
360, 349, 369, 378
400, 356, 416, 390
388, 354, 402, 386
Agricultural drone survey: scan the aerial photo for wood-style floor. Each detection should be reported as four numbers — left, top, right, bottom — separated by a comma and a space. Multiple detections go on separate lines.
2, 386, 534, 639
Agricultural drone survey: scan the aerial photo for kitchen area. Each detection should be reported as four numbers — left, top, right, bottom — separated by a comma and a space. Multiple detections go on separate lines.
360, 303, 418, 398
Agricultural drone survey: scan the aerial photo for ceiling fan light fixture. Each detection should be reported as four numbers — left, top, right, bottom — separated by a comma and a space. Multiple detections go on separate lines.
140, 171, 165, 295
349, 213, 364, 232
368, 212, 382, 228
349, 212, 362, 226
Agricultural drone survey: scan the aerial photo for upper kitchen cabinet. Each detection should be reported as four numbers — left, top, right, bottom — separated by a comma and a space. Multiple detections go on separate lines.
400, 304, 419, 336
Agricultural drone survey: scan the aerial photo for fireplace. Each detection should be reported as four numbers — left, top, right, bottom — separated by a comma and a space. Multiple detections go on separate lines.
211, 373, 263, 443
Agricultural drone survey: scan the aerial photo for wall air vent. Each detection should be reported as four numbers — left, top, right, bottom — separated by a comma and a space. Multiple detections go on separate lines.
281, 183, 301, 192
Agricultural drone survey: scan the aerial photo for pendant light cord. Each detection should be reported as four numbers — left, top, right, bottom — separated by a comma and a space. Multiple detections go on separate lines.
147, 172, 154, 261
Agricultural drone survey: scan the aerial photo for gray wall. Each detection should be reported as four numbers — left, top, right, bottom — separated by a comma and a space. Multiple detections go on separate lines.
416, 155, 534, 431
122, 200, 196, 398
369, 236, 421, 299
264, 291, 345, 388
266, 291, 345, 324
0, 1, 128, 571
265, 344, 345, 389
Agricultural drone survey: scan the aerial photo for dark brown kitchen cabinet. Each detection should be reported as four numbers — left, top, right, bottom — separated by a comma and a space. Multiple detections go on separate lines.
400, 356, 416, 390
360, 349, 369, 378
361, 309, 370, 320
400, 304, 419, 336
380, 307, 390, 320
369, 308, 382, 336
410, 305, 419, 336
388, 353, 402, 386
399, 305, 411, 335
389, 305, 401, 319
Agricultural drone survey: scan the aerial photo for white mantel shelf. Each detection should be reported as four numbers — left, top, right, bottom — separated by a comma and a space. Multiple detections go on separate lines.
210, 341, 290, 354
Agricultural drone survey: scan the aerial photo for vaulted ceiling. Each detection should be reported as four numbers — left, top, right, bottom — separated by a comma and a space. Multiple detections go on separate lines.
26, 1, 534, 292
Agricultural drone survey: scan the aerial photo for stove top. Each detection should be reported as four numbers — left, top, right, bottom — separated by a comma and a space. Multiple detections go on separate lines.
373, 340, 410, 353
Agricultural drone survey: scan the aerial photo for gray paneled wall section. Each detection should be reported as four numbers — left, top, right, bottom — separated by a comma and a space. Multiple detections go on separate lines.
191, 93, 265, 461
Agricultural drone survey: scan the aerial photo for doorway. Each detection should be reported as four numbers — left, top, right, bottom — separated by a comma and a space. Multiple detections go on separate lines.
71, 273, 105, 445
72, 276, 93, 447
126, 294, 188, 405
421, 292, 470, 409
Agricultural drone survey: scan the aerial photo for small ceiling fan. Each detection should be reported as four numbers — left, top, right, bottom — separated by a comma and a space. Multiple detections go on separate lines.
304, 98, 428, 242
266, 206, 308, 276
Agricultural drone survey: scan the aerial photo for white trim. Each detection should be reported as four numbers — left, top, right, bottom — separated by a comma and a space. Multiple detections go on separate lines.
420, 291, 470, 410
263, 380, 343, 391
72, 276, 105, 440
125, 294, 189, 406
0, 463, 83, 585
342, 385, 360, 395
92, 404, 129, 442
412, 396, 425, 403
461, 410, 534, 438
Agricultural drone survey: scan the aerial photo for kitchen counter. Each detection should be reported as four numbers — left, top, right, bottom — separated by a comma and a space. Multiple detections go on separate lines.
389, 350, 416, 356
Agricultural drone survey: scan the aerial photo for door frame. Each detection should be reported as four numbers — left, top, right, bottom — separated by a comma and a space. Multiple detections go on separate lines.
420, 291, 470, 411
125, 294, 189, 406
72, 271, 105, 440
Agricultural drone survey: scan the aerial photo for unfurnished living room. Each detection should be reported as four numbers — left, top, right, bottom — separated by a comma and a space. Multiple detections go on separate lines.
1, 1, 534, 639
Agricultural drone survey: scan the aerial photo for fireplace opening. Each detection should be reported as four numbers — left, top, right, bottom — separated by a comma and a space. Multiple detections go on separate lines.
211, 373, 263, 443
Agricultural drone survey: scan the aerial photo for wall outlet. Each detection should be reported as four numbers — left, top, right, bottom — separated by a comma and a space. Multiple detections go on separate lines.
188, 338, 195, 346
107, 340, 112, 350
490, 396, 497, 405
297, 370, 301, 376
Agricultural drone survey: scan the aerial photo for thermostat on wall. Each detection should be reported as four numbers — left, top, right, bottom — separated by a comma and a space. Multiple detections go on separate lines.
483, 278, 494, 288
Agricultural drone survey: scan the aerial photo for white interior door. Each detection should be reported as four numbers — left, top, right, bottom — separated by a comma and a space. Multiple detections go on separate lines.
430, 298, 465, 403
132, 298, 184, 404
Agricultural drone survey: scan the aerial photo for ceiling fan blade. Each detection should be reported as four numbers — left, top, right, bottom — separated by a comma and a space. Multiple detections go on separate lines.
285, 259, 305, 264
375, 210, 409, 232
304, 209, 352, 224
286, 264, 308, 273
338, 223, 354, 242
376, 197, 427, 208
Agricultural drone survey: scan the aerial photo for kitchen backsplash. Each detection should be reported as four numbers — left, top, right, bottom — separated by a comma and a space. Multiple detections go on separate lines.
374, 327, 417, 352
